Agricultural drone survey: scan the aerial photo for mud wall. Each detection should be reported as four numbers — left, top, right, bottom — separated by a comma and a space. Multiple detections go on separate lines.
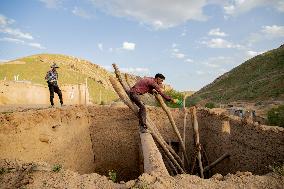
88, 106, 192, 181
0, 81, 91, 105
198, 108, 284, 175
0, 105, 95, 174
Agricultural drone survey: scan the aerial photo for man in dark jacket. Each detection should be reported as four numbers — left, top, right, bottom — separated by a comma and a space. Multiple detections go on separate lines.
45, 63, 63, 107
129, 73, 178, 132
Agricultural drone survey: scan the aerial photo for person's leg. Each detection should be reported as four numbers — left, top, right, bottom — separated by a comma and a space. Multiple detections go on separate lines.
48, 83, 55, 106
129, 92, 147, 130
54, 85, 63, 105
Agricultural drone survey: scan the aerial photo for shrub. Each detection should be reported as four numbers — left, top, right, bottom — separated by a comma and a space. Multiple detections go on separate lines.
163, 89, 184, 108
268, 162, 284, 176
52, 164, 62, 173
185, 96, 202, 107
267, 105, 284, 127
205, 102, 215, 109
108, 170, 117, 182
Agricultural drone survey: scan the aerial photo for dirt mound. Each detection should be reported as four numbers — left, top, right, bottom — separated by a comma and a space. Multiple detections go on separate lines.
0, 159, 283, 189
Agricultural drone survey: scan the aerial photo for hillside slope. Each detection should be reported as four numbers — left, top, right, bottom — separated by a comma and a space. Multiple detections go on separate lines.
0, 54, 124, 104
191, 45, 284, 104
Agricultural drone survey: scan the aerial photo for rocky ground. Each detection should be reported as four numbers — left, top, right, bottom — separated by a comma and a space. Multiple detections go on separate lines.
0, 159, 283, 189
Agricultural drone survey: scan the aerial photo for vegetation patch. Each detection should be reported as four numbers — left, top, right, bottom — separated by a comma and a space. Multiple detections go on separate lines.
267, 105, 284, 127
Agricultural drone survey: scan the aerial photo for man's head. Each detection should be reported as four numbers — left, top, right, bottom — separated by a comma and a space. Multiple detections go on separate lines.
154, 73, 165, 85
51, 63, 59, 71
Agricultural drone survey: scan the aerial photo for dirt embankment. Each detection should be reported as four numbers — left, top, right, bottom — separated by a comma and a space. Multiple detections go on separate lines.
0, 105, 94, 174
0, 81, 90, 105
0, 105, 283, 188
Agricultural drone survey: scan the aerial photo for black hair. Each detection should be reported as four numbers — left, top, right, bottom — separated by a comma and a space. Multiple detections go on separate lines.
155, 73, 165, 80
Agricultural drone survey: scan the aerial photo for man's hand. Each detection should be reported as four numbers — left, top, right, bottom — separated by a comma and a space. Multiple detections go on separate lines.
172, 99, 183, 106
171, 98, 179, 104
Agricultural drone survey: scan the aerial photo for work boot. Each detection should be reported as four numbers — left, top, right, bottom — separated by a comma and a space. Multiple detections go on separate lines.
139, 124, 148, 133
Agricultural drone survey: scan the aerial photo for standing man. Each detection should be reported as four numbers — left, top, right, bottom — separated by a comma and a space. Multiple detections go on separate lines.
129, 73, 179, 132
45, 63, 63, 107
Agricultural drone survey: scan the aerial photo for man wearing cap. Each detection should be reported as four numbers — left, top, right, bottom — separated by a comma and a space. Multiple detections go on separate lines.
129, 73, 179, 133
45, 63, 63, 107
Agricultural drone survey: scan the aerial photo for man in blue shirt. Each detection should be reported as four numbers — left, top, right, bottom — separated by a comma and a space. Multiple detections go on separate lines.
45, 63, 63, 107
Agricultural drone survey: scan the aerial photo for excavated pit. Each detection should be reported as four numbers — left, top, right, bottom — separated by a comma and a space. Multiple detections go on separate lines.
0, 105, 283, 182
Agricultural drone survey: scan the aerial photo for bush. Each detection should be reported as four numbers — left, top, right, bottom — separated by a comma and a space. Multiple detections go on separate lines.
205, 102, 215, 109
185, 96, 202, 107
268, 162, 284, 176
267, 105, 284, 127
164, 89, 184, 108
52, 164, 62, 173
108, 170, 117, 182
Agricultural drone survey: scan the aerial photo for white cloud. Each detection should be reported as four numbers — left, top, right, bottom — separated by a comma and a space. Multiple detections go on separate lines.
0, 37, 45, 49
185, 58, 193, 63
72, 7, 92, 19
173, 53, 185, 59
247, 25, 284, 45
0, 27, 33, 40
122, 42, 136, 50
172, 48, 179, 53
202, 38, 242, 49
0, 37, 24, 44
181, 28, 187, 37
28, 42, 46, 49
98, 43, 103, 51
109, 47, 113, 52
39, 0, 62, 8
0, 14, 15, 26
172, 43, 178, 48
261, 25, 284, 37
120, 67, 150, 75
196, 70, 205, 75
246, 50, 264, 58
208, 28, 227, 37
90, 0, 208, 29
199, 56, 234, 68
0, 14, 45, 49
223, 0, 284, 15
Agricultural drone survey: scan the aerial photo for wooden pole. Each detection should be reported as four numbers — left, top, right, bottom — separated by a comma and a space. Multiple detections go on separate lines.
125, 73, 132, 88
154, 93, 190, 169
182, 94, 188, 166
192, 106, 204, 178
85, 78, 87, 105
204, 153, 230, 172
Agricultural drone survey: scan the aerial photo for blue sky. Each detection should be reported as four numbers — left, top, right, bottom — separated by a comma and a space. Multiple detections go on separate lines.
0, 0, 284, 91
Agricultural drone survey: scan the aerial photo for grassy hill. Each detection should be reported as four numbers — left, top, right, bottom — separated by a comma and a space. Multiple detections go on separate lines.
0, 54, 126, 104
189, 45, 284, 105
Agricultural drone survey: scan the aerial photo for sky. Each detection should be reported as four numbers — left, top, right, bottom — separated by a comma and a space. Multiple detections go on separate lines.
0, 0, 284, 91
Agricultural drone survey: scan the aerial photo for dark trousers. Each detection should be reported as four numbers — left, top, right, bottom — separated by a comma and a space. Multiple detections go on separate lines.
48, 82, 63, 106
129, 91, 147, 128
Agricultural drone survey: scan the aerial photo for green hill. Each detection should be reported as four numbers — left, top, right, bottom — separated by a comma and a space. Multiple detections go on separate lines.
190, 45, 284, 105
0, 54, 123, 104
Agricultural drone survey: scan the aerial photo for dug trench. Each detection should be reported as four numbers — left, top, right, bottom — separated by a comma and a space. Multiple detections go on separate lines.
0, 105, 283, 185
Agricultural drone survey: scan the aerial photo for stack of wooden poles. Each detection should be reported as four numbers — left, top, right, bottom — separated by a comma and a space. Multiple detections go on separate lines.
110, 63, 230, 178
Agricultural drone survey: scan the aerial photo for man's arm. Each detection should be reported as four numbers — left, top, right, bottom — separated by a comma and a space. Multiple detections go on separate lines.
45, 71, 51, 82
151, 83, 172, 101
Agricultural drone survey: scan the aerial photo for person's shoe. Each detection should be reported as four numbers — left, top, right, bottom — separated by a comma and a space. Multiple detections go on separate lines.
60, 104, 65, 107
49, 105, 54, 108
139, 125, 148, 133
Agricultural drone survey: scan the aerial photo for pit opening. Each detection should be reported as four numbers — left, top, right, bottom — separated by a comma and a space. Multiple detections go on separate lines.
0, 105, 283, 182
